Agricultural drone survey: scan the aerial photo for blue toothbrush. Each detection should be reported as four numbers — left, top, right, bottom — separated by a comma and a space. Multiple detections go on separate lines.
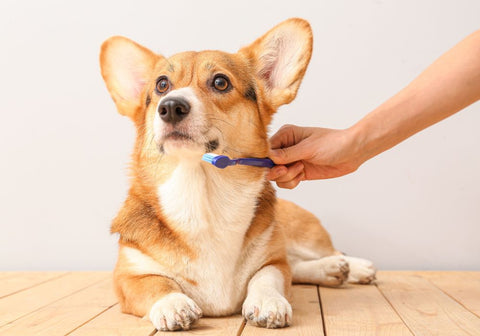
202, 153, 275, 169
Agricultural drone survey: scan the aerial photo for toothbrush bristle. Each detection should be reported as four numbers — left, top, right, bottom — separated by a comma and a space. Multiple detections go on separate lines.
202, 153, 231, 169
202, 153, 218, 163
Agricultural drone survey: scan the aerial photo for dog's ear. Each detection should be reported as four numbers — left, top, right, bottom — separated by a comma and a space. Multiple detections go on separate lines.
239, 18, 313, 109
100, 36, 158, 119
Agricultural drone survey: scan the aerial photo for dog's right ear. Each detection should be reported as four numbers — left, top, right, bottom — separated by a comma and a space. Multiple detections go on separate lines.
100, 36, 158, 119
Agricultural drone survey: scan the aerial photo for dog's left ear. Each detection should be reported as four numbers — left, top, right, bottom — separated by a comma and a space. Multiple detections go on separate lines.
239, 18, 313, 109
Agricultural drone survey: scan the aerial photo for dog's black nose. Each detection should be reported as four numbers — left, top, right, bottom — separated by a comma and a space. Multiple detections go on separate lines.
158, 97, 190, 124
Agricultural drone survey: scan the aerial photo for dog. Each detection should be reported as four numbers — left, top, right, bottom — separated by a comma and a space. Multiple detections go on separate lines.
100, 18, 376, 331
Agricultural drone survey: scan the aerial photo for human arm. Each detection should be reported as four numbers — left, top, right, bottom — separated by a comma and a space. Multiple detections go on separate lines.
268, 30, 480, 189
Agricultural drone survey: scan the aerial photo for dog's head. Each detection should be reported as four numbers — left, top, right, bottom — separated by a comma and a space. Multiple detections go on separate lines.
100, 18, 312, 168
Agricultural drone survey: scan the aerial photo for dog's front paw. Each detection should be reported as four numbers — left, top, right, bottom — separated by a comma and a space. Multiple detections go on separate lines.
242, 290, 292, 328
149, 292, 202, 331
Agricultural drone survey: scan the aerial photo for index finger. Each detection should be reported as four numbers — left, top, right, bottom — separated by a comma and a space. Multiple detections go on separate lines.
269, 124, 300, 150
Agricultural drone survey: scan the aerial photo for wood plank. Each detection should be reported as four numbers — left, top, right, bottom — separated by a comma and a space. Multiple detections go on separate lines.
71, 302, 244, 336
0, 278, 117, 336
0, 273, 24, 280
1, 271, 478, 335
0, 272, 109, 327
241, 285, 324, 336
320, 283, 413, 336
68, 304, 156, 336
155, 315, 244, 336
0, 272, 67, 298
418, 271, 480, 318
377, 271, 480, 336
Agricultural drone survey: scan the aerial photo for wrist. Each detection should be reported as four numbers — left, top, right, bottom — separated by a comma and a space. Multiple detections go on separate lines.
345, 120, 377, 167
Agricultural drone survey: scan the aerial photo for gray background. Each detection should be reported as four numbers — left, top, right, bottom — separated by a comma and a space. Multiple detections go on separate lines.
1, 0, 479, 270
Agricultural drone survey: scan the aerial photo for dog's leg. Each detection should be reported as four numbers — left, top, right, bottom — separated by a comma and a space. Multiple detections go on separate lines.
242, 264, 293, 328
291, 255, 350, 287
277, 199, 376, 286
290, 254, 376, 286
115, 274, 202, 331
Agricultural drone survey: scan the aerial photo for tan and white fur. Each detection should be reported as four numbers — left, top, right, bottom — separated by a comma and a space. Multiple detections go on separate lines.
100, 18, 376, 331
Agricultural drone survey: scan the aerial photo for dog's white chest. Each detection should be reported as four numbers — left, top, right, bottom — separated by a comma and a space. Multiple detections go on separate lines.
179, 239, 246, 315
176, 222, 274, 315
157, 162, 267, 315
158, 162, 263, 233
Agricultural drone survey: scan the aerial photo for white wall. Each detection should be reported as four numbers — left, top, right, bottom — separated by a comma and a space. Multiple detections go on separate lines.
0, 0, 478, 270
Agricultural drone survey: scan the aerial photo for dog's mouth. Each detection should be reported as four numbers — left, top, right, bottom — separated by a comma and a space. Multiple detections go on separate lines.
164, 131, 193, 142
159, 130, 220, 155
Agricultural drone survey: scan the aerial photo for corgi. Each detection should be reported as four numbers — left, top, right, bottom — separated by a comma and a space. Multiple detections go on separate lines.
100, 18, 376, 331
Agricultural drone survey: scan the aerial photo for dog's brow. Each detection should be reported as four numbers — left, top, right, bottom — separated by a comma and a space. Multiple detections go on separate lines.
222, 55, 234, 68
204, 63, 214, 70
167, 64, 175, 73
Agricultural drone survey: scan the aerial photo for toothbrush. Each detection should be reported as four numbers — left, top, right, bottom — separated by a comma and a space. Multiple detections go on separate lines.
202, 153, 275, 169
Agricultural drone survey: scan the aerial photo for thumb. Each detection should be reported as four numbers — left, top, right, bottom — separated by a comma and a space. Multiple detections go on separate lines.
270, 143, 308, 165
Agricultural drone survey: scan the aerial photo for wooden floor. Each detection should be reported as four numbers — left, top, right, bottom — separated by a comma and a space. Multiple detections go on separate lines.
0, 271, 479, 335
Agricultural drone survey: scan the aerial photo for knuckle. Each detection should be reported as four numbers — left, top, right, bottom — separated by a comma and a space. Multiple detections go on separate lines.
280, 124, 296, 132
280, 169, 293, 179
295, 162, 304, 172
279, 171, 297, 182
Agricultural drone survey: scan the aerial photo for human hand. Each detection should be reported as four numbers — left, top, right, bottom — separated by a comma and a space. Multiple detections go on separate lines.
268, 31, 480, 189
267, 125, 365, 189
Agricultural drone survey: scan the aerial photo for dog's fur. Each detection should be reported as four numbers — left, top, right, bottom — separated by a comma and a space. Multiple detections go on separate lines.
100, 18, 376, 331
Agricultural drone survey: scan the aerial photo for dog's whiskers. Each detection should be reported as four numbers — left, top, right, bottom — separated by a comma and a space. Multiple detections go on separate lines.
206, 116, 236, 129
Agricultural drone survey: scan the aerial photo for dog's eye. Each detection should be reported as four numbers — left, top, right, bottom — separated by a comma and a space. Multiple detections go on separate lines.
212, 75, 230, 92
155, 76, 170, 94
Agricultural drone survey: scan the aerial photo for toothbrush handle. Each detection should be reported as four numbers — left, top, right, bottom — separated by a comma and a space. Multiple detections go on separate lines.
236, 158, 275, 168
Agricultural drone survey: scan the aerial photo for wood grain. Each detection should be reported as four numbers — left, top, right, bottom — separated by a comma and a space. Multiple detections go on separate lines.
0, 272, 67, 298
419, 271, 480, 318
0, 277, 116, 336
377, 271, 480, 336
0, 272, 109, 327
241, 285, 324, 336
68, 304, 156, 336
155, 316, 244, 336
320, 283, 413, 336
0, 272, 479, 335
